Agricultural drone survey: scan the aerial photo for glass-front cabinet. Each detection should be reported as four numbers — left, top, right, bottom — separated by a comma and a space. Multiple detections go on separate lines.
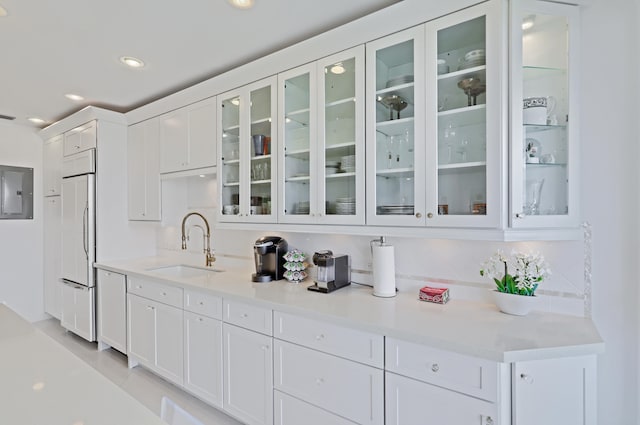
278, 46, 365, 224
218, 76, 277, 222
366, 26, 426, 226
426, 0, 502, 228
510, 0, 579, 228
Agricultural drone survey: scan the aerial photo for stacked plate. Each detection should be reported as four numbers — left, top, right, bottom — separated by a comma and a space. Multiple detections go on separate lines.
386, 74, 414, 88
326, 160, 340, 175
340, 155, 356, 173
295, 201, 310, 214
335, 197, 356, 215
458, 49, 485, 70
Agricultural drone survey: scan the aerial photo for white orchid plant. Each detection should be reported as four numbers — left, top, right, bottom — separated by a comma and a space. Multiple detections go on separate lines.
480, 250, 550, 296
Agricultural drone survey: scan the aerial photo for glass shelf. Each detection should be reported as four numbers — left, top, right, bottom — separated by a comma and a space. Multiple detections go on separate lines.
376, 168, 414, 179
326, 172, 356, 179
250, 154, 271, 161
223, 181, 240, 187
250, 179, 271, 185
438, 161, 486, 170
438, 64, 486, 81
523, 65, 566, 79
284, 148, 310, 159
524, 124, 567, 133
525, 162, 567, 167
286, 175, 310, 182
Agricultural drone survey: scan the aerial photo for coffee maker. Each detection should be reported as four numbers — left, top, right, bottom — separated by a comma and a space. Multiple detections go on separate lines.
308, 250, 351, 293
252, 236, 288, 282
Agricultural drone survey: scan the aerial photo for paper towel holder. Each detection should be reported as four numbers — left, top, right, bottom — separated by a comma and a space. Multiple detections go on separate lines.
370, 236, 397, 297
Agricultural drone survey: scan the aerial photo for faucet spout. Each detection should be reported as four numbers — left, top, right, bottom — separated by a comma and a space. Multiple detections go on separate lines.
181, 212, 215, 267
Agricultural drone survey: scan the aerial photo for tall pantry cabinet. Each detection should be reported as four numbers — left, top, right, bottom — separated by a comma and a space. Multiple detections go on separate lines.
43, 135, 63, 319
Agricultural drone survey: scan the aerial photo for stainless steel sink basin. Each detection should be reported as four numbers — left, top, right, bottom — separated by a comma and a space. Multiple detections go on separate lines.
147, 265, 224, 278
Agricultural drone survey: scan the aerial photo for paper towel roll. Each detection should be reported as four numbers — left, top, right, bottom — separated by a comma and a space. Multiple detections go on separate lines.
372, 244, 396, 297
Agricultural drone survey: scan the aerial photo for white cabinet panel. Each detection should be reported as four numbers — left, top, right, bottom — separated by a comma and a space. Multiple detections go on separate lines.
63, 121, 96, 156
44, 135, 63, 196
184, 289, 222, 319
184, 311, 223, 408
127, 293, 156, 365
43, 196, 62, 319
160, 98, 216, 174
97, 269, 126, 353
127, 276, 183, 307
60, 282, 95, 342
274, 340, 383, 425
274, 390, 357, 425
155, 301, 184, 385
513, 355, 596, 425
223, 299, 272, 335
223, 323, 273, 425
386, 371, 498, 425
127, 118, 161, 221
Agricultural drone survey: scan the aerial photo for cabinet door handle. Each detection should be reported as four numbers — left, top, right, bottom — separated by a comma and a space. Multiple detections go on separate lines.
484, 416, 494, 425
515, 213, 526, 218
199, 301, 205, 305
315, 334, 325, 341
315, 377, 325, 385
427, 212, 433, 219
520, 373, 534, 384
415, 212, 422, 218
146, 305, 155, 310
431, 363, 440, 373
261, 345, 269, 351
241, 313, 248, 318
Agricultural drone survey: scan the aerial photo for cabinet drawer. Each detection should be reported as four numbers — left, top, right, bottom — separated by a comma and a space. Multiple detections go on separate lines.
274, 340, 384, 425
127, 276, 183, 308
274, 390, 357, 425
274, 311, 383, 367
223, 299, 272, 335
386, 337, 498, 402
184, 289, 222, 319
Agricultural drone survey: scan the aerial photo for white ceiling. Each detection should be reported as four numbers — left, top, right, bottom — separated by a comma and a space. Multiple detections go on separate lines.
0, 0, 400, 128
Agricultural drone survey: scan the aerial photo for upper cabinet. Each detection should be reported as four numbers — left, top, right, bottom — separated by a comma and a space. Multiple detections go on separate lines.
366, 26, 426, 227
510, 0, 580, 228
128, 118, 161, 221
367, 0, 503, 229
43, 135, 63, 196
63, 121, 96, 156
159, 98, 216, 174
218, 77, 278, 222
279, 46, 365, 225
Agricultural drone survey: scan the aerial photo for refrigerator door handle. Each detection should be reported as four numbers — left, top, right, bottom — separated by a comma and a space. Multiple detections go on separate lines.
82, 203, 88, 258
62, 278, 87, 290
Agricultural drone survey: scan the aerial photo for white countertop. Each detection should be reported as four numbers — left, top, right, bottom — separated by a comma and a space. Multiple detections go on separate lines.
0, 304, 166, 425
96, 256, 604, 363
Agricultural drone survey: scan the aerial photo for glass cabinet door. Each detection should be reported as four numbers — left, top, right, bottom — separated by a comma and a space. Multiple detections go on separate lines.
218, 77, 277, 222
366, 26, 426, 226
510, 1, 579, 228
426, 0, 502, 228
317, 46, 365, 224
278, 63, 317, 223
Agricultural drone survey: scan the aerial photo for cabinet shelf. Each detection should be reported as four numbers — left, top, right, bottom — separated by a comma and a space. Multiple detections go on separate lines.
325, 97, 356, 108
376, 117, 414, 136
524, 124, 567, 133
251, 154, 272, 161
251, 179, 272, 185
523, 65, 566, 79
285, 109, 310, 127
285, 148, 310, 159
223, 125, 240, 135
376, 167, 414, 179
223, 181, 240, 187
525, 162, 567, 168
438, 161, 486, 174
223, 159, 240, 165
251, 117, 271, 125
375, 83, 415, 108
438, 104, 486, 126
438, 64, 486, 81
285, 175, 310, 182
326, 172, 356, 179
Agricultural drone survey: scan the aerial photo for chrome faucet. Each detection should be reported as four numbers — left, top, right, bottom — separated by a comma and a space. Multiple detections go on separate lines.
181, 212, 215, 267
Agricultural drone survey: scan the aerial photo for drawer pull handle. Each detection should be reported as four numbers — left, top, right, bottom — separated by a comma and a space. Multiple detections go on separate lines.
136, 285, 142, 289
241, 313, 248, 318
147, 306, 154, 310
520, 373, 534, 384
199, 301, 205, 305
484, 416, 494, 425
315, 378, 324, 385
198, 318, 203, 322
261, 345, 269, 351
162, 292, 167, 296
431, 363, 440, 373
315, 334, 325, 341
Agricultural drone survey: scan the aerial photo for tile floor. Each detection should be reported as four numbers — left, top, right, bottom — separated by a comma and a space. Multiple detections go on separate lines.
34, 318, 242, 425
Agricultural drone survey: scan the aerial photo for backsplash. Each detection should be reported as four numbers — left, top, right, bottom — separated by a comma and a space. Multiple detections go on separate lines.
155, 175, 589, 317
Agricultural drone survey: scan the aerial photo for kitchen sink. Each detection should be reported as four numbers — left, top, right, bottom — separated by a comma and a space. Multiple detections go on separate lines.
147, 264, 224, 278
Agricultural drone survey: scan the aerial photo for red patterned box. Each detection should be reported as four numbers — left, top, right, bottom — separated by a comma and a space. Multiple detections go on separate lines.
419, 286, 449, 304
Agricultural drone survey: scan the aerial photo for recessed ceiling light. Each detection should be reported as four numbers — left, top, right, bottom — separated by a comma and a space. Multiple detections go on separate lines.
119, 56, 145, 68
28, 117, 46, 124
229, 0, 255, 10
0, 5, 8, 17
65, 93, 84, 101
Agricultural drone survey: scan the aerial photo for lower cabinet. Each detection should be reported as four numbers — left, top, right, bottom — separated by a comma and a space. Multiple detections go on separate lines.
223, 323, 273, 425
274, 390, 357, 425
386, 372, 498, 425
61, 281, 95, 342
127, 293, 184, 385
97, 270, 126, 353
512, 355, 597, 425
184, 311, 223, 408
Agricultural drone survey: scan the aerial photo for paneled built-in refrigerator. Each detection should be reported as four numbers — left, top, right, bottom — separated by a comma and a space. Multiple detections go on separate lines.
61, 149, 96, 342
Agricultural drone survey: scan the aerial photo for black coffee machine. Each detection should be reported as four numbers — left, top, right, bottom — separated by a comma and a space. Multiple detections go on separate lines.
252, 236, 288, 282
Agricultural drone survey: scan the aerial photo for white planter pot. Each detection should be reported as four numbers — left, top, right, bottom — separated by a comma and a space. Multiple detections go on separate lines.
492, 290, 537, 316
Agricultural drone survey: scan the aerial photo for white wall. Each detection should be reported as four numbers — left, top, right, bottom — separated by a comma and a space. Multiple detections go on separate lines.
581, 1, 639, 423
0, 122, 46, 322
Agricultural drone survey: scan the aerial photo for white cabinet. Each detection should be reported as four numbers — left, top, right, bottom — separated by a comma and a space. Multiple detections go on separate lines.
43, 196, 62, 319
43, 135, 63, 196
279, 46, 365, 224
512, 355, 597, 425
386, 372, 498, 425
183, 289, 223, 408
218, 77, 277, 222
63, 121, 97, 156
274, 390, 357, 425
97, 269, 126, 353
60, 281, 95, 342
127, 278, 184, 386
510, 0, 580, 228
127, 118, 161, 221
159, 98, 216, 174
223, 324, 273, 425
367, 1, 504, 228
